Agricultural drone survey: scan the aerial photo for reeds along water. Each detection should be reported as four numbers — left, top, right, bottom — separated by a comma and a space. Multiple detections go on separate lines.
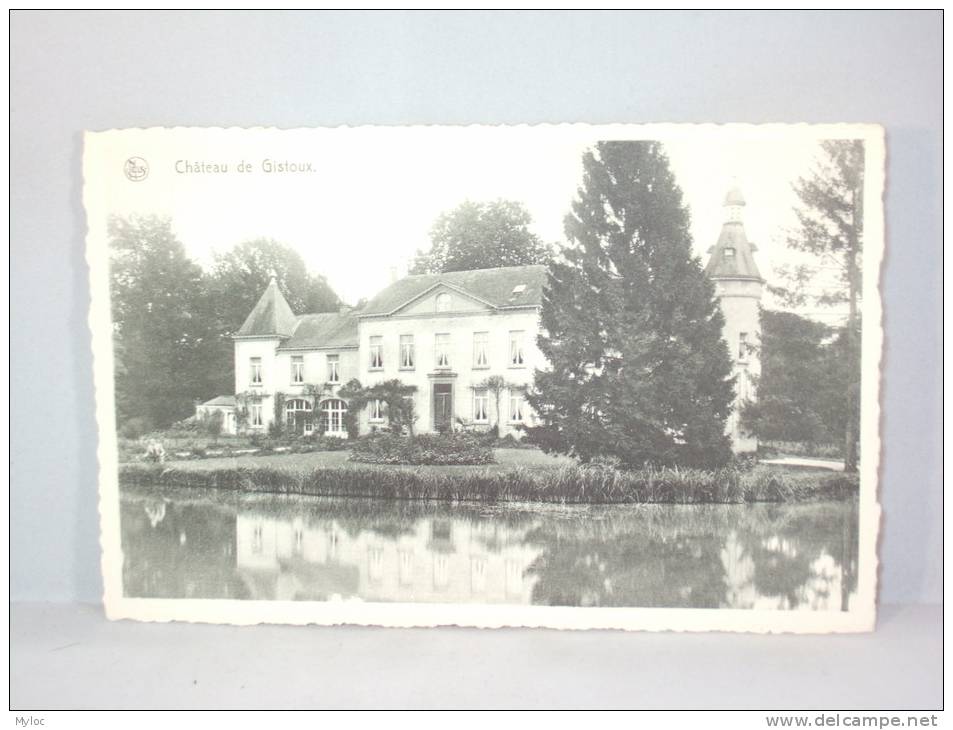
118, 463, 859, 504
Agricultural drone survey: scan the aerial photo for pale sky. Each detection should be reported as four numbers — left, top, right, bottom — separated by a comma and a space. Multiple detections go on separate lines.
88, 125, 856, 320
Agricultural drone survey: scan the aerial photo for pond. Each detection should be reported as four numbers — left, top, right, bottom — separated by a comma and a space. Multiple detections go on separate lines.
119, 486, 858, 610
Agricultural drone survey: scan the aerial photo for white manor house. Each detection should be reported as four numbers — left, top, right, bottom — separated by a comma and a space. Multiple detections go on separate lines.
197, 188, 764, 452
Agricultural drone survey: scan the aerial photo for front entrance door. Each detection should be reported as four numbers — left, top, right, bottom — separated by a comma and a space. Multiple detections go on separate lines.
433, 383, 453, 431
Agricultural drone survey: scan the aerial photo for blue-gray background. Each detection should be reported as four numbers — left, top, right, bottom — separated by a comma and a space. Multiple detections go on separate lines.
11, 10, 941, 606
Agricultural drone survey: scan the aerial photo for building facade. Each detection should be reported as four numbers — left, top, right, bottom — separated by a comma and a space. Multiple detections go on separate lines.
197, 189, 762, 451
199, 265, 547, 439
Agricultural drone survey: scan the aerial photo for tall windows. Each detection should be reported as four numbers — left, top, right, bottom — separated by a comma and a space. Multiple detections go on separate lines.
327, 354, 340, 382
509, 330, 525, 367
250, 357, 263, 385
473, 331, 489, 368
509, 391, 525, 423
473, 389, 489, 423
286, 398, 313, 434
435, 333, 451, 369
369, 399, 384, 423
435, 293, 451, 312
369, 336, 383, 370
320, 399, 348, 435
400, 335, 415, 369
738, 332, 748, 361
291, 356, 304, 384
250, 404, 263, 427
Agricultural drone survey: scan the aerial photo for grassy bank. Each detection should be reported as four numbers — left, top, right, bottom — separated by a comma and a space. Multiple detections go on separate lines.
119, 461, 858, 505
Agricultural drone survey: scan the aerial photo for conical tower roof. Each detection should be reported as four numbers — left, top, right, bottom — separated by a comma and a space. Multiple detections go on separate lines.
235, 277, 297, 338
705, 187, 763, 282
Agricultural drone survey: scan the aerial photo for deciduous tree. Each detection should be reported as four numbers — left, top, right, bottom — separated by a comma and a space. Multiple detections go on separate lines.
108, 214, 213, 428
410, 200, 551, 274
741, 309, 836, 446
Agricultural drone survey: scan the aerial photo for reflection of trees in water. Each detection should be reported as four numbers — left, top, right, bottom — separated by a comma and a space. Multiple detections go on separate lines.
740, 504, 858, 610
121, 498, 250, 599
525, 503, 859, 610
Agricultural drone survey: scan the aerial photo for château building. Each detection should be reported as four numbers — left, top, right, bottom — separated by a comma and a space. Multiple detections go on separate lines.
197, 188, 762, 452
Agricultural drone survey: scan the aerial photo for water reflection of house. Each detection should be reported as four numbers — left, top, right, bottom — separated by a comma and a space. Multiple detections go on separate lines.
235, 512, 542, 604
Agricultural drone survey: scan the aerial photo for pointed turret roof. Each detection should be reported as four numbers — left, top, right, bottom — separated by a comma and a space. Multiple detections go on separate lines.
235, 277, 298, 338
705, 188, 763, 282
705, 223, 763, 281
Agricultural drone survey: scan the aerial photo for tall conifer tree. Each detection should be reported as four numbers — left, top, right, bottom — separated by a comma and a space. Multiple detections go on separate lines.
526, 142, 735, 468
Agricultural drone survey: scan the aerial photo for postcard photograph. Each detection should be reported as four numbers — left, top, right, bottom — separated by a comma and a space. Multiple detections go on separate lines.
84, 124, 882, 631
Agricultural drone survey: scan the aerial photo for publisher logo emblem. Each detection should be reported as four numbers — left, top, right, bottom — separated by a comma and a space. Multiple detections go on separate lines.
123, 157, 149, 182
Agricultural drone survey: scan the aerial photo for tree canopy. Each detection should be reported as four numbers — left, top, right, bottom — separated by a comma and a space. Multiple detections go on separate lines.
775, 140, 864, 471
109, 214, 216, 428
410, 200, 551, 274
741, 309, 850, 447
525, 141, 735, 468
210, 238, 340, 333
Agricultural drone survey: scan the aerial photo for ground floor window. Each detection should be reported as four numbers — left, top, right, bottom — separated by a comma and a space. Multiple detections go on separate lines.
509, 392, 525, 423
286, 398, 313, 434
369, 398, 384, 422
321, 398, 348, 434
250, 404, 263, 427
473, 389, 489, 423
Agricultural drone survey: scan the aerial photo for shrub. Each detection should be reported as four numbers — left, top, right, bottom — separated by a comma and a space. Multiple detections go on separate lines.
350, 433, 494, 466
313, 435, 349, 452
119, 416, 153, 440
170, 416, 201, 433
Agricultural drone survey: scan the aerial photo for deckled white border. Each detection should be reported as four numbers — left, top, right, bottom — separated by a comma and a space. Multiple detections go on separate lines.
85, 124, 884, 632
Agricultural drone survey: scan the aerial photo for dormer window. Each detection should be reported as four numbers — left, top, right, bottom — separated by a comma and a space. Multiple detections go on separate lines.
723, 247, 736, 260
511, 284, 526, 297
435, 293, 451, 312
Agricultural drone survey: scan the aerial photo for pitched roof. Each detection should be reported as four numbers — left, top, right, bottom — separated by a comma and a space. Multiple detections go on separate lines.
705, 222, 763, 281
235, 278, 298, 338
359, 264, 549, 316
201, 395, 237, 407
277, 312, 359, 350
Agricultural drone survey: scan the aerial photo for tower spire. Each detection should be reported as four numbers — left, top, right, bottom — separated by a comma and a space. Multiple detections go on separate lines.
705, 184, 762, 282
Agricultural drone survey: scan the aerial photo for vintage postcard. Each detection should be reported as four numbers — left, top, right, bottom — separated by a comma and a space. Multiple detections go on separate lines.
85, 124, 883, 631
